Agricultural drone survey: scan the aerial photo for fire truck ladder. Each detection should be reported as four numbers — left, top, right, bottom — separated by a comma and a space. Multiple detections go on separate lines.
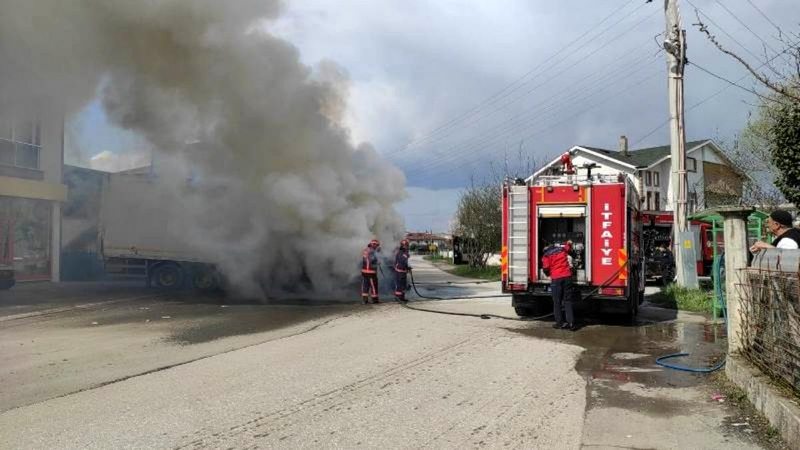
507, 185, 529, 288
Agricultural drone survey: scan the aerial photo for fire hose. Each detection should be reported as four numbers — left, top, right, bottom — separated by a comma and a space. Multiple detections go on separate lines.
654, 256, 726, 373
403, 270, 551, 321
402, 260, 636, 322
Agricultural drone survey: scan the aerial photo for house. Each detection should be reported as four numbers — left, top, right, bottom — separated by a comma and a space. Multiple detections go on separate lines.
0, 111, 68, 281
529, 137, 744, 212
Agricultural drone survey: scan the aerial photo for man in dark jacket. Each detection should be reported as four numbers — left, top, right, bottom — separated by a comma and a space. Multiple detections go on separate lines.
542, 241, 576, 330
394, 239, 412, 302
750, 209, 800, 252
361, 239, 381, 304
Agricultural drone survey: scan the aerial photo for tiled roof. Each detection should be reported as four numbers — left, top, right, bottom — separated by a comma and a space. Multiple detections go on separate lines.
578, 139, 711, 168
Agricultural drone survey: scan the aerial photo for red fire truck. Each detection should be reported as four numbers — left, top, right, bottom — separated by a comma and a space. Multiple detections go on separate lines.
501, 165, 645, 318
641, 211, 718, 283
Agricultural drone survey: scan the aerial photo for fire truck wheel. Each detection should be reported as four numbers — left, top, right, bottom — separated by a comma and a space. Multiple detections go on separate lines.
514, 306, 534, 317
151, 263, 184, 289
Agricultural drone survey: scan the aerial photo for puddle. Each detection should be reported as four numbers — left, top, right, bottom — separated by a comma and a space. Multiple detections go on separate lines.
509, 308, 728, 418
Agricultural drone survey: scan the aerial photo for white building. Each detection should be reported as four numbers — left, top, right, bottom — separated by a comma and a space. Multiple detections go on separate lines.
0, 112, 67, 281
530, 137, 744, 212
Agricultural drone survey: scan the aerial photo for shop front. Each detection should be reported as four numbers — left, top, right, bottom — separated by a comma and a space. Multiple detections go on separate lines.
0, 196, 53, 281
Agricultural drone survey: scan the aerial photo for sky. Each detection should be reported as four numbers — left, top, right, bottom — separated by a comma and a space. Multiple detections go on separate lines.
68, 0, 800, 231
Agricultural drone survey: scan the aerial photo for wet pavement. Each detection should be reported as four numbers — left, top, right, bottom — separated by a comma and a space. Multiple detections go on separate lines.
509, 304, 784, 449
0, 260, 788, 448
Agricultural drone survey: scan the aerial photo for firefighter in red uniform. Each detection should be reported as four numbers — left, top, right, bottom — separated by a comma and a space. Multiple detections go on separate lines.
542, 240, 576, 330
394, 239, 412, 302
361, 239, 381, 304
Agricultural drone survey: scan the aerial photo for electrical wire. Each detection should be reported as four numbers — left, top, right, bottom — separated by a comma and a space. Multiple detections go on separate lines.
408, 50, 661, 176
631, 39, 800, 147
417, 68, 662, 181
744, 0, 783, 36
689, 62, 790, 105
392, 0, 653, 156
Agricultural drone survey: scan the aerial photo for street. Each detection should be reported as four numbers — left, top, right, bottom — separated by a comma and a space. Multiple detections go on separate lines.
0, 257, 776, 449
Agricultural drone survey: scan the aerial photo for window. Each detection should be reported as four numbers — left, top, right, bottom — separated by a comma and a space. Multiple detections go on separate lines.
15, 143, 40, 169
654, 192, 661, 210
646, 192, 652, 210
645, 171, 652, 186
0, 119, 41, 170
687, 157, 697, 172
653, 171, 660, 187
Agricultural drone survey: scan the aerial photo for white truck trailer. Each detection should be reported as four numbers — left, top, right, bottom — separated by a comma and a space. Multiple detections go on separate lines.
100, 172, 220, 289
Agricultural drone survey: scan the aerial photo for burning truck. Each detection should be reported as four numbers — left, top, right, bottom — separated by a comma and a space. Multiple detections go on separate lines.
501, 154, 645, 318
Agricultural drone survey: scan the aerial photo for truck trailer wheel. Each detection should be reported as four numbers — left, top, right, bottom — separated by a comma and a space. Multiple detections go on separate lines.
151, 263, 184, 289
192, 268, 219, 291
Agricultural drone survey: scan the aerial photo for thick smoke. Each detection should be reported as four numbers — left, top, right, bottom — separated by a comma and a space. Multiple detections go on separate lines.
0, 0, 406, 297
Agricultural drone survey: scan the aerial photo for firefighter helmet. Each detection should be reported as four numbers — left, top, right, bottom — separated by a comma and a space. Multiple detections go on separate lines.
369, 239, 380, 249
400, 239, 409, 249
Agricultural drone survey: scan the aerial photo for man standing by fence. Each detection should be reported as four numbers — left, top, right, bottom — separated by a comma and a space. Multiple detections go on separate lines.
750, 209, 800, 252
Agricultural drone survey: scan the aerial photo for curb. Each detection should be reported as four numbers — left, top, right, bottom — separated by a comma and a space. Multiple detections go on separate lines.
726, 355, 800, 450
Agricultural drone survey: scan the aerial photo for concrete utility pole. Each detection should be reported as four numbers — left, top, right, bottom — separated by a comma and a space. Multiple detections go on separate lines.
664, 0, 698, 288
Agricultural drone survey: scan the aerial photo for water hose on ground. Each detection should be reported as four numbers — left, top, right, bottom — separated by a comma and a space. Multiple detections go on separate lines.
403, 270, 553, 322
654, 257, 727, 373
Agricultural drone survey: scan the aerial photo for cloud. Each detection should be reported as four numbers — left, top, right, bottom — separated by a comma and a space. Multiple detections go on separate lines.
272, 0, 799, 189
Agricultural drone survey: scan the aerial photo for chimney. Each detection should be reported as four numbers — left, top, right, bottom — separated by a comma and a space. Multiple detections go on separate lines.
619, 135, 629, 156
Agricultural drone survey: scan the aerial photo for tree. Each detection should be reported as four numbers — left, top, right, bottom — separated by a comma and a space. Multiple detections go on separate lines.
770, 102, 800, 204
451, 147, 542, 268
694, 15, 800, 205
452, 181, 501, 268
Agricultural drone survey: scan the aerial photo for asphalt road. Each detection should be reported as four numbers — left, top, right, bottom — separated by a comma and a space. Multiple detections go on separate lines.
0, 258, 780, 449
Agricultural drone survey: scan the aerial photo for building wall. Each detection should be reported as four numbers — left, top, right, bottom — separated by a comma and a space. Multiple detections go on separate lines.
0, 110, 67, 281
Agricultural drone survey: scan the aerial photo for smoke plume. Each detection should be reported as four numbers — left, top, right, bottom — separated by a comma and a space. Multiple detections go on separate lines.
0, 0, 406, 297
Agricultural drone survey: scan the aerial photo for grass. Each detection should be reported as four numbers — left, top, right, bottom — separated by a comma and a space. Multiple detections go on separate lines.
422, 254, 447, 262
648, 283, 712, 313
446, 265, 501, 281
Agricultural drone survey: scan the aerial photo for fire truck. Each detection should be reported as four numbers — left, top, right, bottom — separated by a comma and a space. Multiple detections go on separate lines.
501, 158, 645, 318
641, 211, 718, 284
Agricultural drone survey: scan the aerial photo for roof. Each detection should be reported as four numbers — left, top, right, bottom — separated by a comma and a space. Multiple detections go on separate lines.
577, 139, 711, 168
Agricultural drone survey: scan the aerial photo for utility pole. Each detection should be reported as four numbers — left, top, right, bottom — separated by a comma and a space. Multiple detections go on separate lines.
664, 0, 698, 288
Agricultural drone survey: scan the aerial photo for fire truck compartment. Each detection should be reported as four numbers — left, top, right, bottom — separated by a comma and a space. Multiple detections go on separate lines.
537, 210, 587, 282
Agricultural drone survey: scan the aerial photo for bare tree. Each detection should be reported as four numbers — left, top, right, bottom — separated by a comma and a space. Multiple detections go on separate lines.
451, 147, 543, 268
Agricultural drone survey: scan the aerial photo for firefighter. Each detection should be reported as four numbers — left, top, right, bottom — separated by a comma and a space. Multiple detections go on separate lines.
361, 239, 381, 304
394, 239, 412, 302
542, 240, 576, 331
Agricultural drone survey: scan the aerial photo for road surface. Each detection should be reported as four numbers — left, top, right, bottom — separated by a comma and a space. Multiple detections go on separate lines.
0, 257, 779, 449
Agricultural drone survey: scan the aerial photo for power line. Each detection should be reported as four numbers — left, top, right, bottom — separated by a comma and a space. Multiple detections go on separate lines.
711, 0, 785, 63
396, 41, 659, 170
405, 51, 659, 175
395, 9, 662, 171
685, 0, 772, 67
632, 40, 799, 147
744, 0, 783, 37
410, 51, 660, 174
689, 62, 787, 105
414, 68, 662, 181
392, 0, 649, 153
